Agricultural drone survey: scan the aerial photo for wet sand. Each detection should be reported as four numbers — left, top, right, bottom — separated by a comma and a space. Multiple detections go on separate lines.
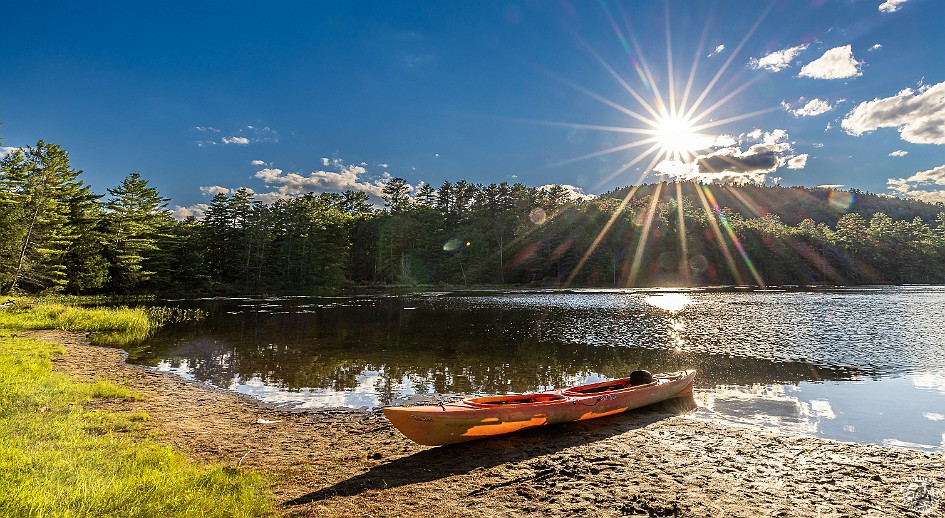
34, 330, 945, 517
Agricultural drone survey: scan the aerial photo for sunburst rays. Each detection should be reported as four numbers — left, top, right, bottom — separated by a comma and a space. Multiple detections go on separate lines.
541, 1, 782, 288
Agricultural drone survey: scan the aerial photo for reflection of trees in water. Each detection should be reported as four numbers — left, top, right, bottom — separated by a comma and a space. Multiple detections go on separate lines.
131, 297, 865, 405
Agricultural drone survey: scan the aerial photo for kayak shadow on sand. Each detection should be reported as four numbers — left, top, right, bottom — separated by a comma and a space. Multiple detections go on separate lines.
283, 394, 696, 508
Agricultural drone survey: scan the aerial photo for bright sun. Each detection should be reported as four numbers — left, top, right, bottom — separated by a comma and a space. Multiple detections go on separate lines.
653, 113, 702, 160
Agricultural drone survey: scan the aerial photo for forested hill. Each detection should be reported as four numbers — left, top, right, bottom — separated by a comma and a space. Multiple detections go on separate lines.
3, 139, 945, 296
603, 183, 944, 227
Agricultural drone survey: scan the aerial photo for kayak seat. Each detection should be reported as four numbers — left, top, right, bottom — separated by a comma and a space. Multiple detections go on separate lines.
629, 370, 654, 386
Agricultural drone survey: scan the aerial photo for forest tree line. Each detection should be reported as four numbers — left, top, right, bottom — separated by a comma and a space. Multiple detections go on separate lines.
2, 139, 945, 295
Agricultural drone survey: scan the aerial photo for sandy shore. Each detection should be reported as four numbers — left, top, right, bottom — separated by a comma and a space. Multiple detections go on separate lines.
32, 329, 945, 517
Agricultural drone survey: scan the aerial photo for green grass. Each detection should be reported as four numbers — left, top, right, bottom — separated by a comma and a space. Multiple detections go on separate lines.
0, 298, 153, 345
0, 331, 274, 517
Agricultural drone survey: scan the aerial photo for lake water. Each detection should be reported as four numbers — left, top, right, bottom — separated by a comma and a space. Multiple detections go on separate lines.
131, 287, 945, 450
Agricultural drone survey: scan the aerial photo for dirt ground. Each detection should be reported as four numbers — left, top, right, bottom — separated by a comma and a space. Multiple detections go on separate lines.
32, 329, 945, 517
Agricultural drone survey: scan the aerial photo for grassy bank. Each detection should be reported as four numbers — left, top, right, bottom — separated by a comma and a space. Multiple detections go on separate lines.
0, 302, 273, 517
0, 297, 203, 345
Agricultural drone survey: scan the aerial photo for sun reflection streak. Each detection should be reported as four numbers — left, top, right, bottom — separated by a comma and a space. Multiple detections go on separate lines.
682, 1, 776, 122
701, 185, 766, 287
693, 184, 744, 285
628, 182, 665, 286
676, 182, 691, 285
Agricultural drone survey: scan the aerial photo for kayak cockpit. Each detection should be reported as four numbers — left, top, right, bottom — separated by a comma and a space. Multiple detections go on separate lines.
561, 376, 658, 396
464, 393, 567, 407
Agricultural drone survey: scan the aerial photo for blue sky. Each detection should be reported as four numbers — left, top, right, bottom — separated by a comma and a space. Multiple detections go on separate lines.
2, 0, 944, 217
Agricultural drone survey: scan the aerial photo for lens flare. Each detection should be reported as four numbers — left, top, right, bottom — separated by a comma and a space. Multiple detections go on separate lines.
829, 190, 854, 211
529, 207, 547, 224
443, 237, 469, 253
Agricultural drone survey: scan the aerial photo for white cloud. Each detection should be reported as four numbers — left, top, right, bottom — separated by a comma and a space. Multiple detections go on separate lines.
879, 0, 909, 13
787, 154, 809, 169
869, 44, 883, 51
253, 162, 395, 201
0, 146, 21, 158
887, 164, 945, 203
194, 126, 220, 133
378, 163, 389, 168
200, 185, 232, 196
842, 80, 945, 144
782, 98, 836, 117
251, 159, 266, 166
654, 129, 799, 184
889, 150, 909, 157
222, 136, 250, 145
171, 203, 210, 220
711, 134, 738, 147
537, 184, 595, 202
799, 45, 862, 79
816, 184, 845, 190
321, 157, 330, 166
707, 44, 725, 58
748, 44, 808, 72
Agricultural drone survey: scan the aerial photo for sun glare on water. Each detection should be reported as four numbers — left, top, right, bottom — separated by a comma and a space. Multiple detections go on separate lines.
643, 293, 693, 312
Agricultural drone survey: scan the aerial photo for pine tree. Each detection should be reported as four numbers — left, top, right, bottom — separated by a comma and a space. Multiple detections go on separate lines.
103, 172, 171, 292
0, 141, 86, 293
63, 185, 109, 293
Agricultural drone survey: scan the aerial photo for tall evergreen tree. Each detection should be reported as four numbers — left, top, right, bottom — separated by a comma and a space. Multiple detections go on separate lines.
63, 185, 109, 293
102, 172, 171, 292
0, 141, 86, 293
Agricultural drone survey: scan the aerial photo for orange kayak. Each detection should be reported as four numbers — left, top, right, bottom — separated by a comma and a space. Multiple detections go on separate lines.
383, 370, 695, 446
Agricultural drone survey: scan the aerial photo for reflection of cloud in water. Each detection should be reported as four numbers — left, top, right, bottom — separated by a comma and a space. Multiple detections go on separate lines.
156, 359, 196, 380
693, 384, 836, 435
882, 438, 939, 450
155, 360, 427, 408
913, 373, 945, 394
923, 412, 945, 421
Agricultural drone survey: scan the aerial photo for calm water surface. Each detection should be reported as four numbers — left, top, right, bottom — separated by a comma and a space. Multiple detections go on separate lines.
132, 286, 945, 450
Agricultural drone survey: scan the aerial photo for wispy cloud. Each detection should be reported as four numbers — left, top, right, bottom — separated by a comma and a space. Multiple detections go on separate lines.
195, 124, 279, 147
842, 80, 945, 144
781, 98, 838, 117
748, 44, 808, 72
707, 44, 726, 58
888, 163, 945, 203
889, 150, 909, 157
869, 44, 883, 51
799, 45, 862, 79
878, 0, 909, 14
